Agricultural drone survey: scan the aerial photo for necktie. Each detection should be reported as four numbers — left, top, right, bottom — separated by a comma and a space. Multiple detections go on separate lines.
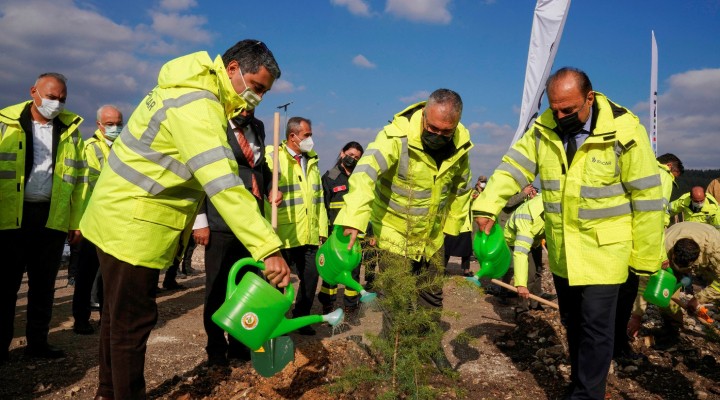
566, 135, 577, 166
293, 154, 302, 165
235, 130, 261, 199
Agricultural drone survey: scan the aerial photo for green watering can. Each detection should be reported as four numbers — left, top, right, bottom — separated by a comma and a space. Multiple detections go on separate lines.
316, 226, 377, 303
212, 258, 345, 351
643, 268, 690, 308
466, 224, 512, 287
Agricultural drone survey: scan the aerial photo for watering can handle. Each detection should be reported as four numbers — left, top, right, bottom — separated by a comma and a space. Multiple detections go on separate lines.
226, 257, 295, 302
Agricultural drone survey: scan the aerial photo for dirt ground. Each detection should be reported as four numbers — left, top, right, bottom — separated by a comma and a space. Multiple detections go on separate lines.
3, 247, 720, 400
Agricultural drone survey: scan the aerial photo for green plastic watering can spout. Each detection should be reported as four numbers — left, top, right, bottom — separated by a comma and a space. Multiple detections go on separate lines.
359, 290, 377, 303
271, 314, 325, 338
334, 271, 364, 293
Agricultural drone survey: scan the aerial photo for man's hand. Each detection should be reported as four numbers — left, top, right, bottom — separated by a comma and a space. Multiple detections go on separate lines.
193, 227, 210, 246
661, 259, 670, 270
522, 184, 538, 199
268, 189, 283, 206
627, 314, 642, 338
686, 297, 699, 315
474, 217, 494, 235
343, 226, 359, 250
68, 230, 83, 245
516, 286, 530, 299
263, 251, 291, 288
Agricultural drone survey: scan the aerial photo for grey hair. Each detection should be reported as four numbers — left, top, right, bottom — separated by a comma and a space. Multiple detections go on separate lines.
427, 89, 463, 120
36, 72, 67, 85
96, 104, 123, 122
285, 116, 311, 139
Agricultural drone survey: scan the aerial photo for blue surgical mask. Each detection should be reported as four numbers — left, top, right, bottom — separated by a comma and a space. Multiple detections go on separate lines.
103, 125, 123, 141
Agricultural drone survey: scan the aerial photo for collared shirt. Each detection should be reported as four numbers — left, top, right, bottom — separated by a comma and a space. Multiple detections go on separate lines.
286, 147, 307, 176
229, 119, 261, 165
24, 120, 54, 202
563, 106, 593, 152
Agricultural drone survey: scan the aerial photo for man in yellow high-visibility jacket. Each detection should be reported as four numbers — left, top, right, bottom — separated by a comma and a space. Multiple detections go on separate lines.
474, 68, 663, 399
264, 116, 327, 335
336, 88, 473, 371
669, 187, 720, 229
0, 72, 88, 363
79, 40, 291, 399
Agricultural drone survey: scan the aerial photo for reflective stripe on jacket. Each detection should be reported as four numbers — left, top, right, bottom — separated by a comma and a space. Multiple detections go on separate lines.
335, 101, 473, 261
0, 101, 88, 231
84, 130, 111, 190
473, 92, 664, 285
504, 196, 545, 287
669, 192, 720, 229
80, 51, 282, 269
265, 141, 328, 248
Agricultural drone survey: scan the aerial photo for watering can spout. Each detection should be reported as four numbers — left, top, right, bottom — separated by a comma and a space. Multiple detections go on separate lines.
334, 271, 364, 293
323, 308, 345, 326
271, 314, 324, 338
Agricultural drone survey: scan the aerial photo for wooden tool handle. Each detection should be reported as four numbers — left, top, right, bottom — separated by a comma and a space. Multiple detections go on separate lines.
271, 112, 280, 231
490, 278, 559, 309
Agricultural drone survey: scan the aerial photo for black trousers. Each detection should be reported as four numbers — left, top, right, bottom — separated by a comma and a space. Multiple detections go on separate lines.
553, 274, 620, 400
203, 231, 256, 358
318, 265, 360, 309
72, 239, 102, 323
96, 248, 159, 400
614, 271, 639, 357
0, 202, 66, 352
281, 245, 319, 317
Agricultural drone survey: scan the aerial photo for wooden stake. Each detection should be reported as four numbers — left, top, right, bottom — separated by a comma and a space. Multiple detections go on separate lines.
271, 112, 280, 230
490, 278, 559, 309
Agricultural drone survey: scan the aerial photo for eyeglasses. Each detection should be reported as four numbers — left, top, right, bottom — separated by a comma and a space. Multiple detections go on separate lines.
423, 114, 456, 137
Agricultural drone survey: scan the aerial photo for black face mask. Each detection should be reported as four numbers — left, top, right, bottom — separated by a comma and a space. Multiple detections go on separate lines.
341, 155, 358, 171
421, 130, 453, 150
554, 111, 585, 137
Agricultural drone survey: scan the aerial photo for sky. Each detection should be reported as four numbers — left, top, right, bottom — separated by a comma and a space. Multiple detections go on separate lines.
1, 0, 719, 180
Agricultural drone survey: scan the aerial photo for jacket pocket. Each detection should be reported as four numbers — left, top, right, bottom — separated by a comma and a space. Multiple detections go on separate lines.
133, 198, 187, 230
595, 225, 632, 246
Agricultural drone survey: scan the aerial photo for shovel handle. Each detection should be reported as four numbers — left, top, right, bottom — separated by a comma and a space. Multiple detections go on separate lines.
490, 279, 559, 309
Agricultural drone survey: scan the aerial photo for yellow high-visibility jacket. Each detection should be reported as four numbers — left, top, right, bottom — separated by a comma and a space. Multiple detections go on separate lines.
473, 92, 664, 285
264, 141, 327, 248
84, 129, 112, 190
669, 192, 720, 229
80, 51, 282, 269
0, 101, 88, 231
504, 196, 545, 288
335, 101, 473, 261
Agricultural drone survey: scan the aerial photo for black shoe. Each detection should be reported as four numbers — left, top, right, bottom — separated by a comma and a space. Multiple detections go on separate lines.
67, 277, 75, 287
73, 321, 95, 335
207, 352, 229, 367
297, 326, 316, 336
431, 351, 453, 372
162, 280, 185, 290
462, 269, 474, 277
540, 292, 558, 301
90, 302, 101, 311
182, 266, 197, 276
228, 347, 251, 362
24, 344, 65, 359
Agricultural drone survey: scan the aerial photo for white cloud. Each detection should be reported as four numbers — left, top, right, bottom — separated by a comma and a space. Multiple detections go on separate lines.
634, 68, 720, 170
0, 0, 214, 138
352, 54, 377, 69
160, 0, 197, 11
385, 0, 452, 24
150, 12, 211, 43
271, 79, 305, 94
331, 0, 372, 16
399, 90, 430, 103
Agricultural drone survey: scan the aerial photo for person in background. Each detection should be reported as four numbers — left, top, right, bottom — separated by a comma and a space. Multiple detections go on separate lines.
473, 67, 663, 399
669, 186, 720, 229
265, 116, 327, 336
71, 104, 123, 335
79, 40, 291, 399
318, 141, 364, 323
0, 72, 88, 362
707, 177, 720, 204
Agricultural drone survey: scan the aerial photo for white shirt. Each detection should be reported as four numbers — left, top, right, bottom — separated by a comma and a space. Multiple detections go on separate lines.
286, 147, 307, 176
24, 120, 55, 202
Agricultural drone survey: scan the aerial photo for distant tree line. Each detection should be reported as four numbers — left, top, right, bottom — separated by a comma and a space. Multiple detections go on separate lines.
672, 169, 720, 201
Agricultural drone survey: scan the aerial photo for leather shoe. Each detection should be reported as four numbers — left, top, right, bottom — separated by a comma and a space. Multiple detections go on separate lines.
24, 344, 66, 359
93, 396, 114, 400
73, 321, 95, 335
540, 292, 558, 301
297, 326, 316, 336
162, 280, 185, 290
228, 346, 251, 362
207, 354, 228, 367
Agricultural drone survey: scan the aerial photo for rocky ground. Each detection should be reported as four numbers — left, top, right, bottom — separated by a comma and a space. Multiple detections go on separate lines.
2, 247, 720, 399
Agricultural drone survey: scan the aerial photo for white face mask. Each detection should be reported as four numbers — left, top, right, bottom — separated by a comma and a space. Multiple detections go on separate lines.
691, 201, 705, 211
479, 182, 487, 189
298, 137, 314, 153
103, 125, 123, 141
238, 67, 262, 110
37, 97, 64, 120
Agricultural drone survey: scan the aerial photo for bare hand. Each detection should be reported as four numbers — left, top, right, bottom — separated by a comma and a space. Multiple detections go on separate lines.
268, 189, 283, 206
517, 286, 530, 299
343, 226, 359, 250
67, 230, 83, 245
686, 297, 699, 315
522, 184, 537, 199
661, 259, 670, 270
369, 237, 377, 247
193, 227, 210, 246
475, 217, 494, 235
263, 252, 291, 288
627, 314, 642, 338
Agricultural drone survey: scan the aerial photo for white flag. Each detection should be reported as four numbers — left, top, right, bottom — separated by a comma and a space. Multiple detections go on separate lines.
650, 31, 658, 155
511, 0, 571, 145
